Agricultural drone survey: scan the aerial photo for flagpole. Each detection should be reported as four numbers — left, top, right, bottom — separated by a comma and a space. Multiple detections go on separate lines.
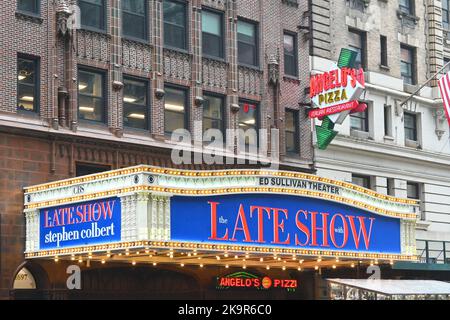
400, 60, 450, 107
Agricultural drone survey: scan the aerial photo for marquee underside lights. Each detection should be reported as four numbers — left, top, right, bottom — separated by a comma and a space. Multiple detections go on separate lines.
23, 165, 419, 264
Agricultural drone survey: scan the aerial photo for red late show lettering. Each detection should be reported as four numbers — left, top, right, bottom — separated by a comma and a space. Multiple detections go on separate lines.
310, 212, 330, 247
44, 200, 116, 228
250, 206, 271, 243
272, 208, 290, 245
208, 202, 376, 250
347, 216, 375, 250
330, 213, 348, 248
230, 204, 252, 242
208, 201, 229, 241
295, 210, 310, 246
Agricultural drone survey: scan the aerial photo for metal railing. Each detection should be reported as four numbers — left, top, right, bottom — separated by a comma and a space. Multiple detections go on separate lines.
416, 240, 450, 264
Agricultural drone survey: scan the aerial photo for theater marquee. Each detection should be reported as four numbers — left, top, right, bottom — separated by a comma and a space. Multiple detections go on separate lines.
23, 166, 419, 267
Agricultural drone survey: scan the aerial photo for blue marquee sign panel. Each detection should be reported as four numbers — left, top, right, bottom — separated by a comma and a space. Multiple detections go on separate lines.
39, 197, 121, 250
170, 194, 401, 254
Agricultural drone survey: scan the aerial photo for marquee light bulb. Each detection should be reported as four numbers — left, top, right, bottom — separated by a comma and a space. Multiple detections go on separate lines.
315, 266, 319, 270
266, 266, 270, 270
298, 267, 302, 271
282, 266, 286, 271
78, 258, 83, 263
225, 265, 229, 269
260, 258, 264, 262
153, 262, 157, 266
200, 264, 204, 268
332, 265, 336, 269
243, 265, 247, 269
180, 263, 184, 267
101, 260, 105, 264
351, 263, 355, 268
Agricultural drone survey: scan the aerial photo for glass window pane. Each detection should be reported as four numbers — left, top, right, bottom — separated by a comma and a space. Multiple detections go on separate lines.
123, 78, 148, 130
18, 84, 36, 111
284, 34, 295, 55
122, 0, 145, 15
17, 57, 38, 112
202, 11, 221, 36
165, 87, 186, 134
18, 0, 38, 13
239, 102, 258, 147
78, 96, 104, 121
164, 1, 185, 26
78, 70, 104, 122
238, 21, 255, 40
407, 183, 419, 199
79, 1, 104, 30
203, 33, 222, 57
164, 24, 186, 49
203, 95, 223, 133
18, 59, 36, 85
238, 42, 256, 66
123, 14, 146, 39
401, 47, 412, 63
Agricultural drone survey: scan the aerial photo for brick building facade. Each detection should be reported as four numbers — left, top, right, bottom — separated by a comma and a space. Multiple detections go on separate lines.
0, 0, 314, 299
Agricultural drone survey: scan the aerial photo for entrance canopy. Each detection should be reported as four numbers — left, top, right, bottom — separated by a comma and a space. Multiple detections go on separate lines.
328, 279, 450, 300
23, 166, 419, 270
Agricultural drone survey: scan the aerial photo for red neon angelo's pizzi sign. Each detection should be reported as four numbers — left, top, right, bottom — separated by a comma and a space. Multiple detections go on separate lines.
217, 273, 298, 290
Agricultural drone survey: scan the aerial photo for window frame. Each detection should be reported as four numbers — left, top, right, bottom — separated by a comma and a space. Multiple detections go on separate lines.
163, 0, 189, 51
407, 182, 420, 200
285, 108, 300, 155
17, 53, 40, 114
352, 174, 371, 189
400, 44, 416, 85
350, 108, 369, 132
77, 66, 107, 124
380, 35, 388, 67
122, 0, 149, 42
237, 18, 260, 68
238, 99, 260, 148
78, 0, 107, 33
404, 112, 418, 142
399, 0, 414, 16
122, 75, 150, 131
283, 31, 299, 78
444, 0, 450, 30
202, 92, 225, 137
348, 28, 367, 70
201, 8, 225, 60
17, 0, 40, 16
164, 84, 189, 136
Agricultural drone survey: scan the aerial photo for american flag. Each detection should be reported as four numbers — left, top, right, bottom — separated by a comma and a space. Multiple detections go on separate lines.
437, 73, 450, 126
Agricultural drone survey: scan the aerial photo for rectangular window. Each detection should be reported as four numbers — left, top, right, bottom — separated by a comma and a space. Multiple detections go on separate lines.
387, 178, 395, 196
350, 108, 368, 132
401, 45, 416, 85
399, 0, 413, 15
78, 68, 105, 123
348, 29, 366, 69
123, 77, 149, 130
407, 182, 420, 200
76, 162, 111, 177
384, 105, 392, 136
285, 109, 299, 154
238, 20, 258, 67
122, 0, 148, 40
17, 55, 39, 113
239, 100, 259, 148
18, 0, 39, 14
443, 1, 450, 30
284, 32, 298, 77
164, 86, 188, 135
164, 0, 187, 50
78, 0, 106, 31
352, 174, 371, 189
444, 57, 450, 74
380, 35, 388, 67
203, 94, 224, 136
202, 10, 224, 59
404, 112, 418, 141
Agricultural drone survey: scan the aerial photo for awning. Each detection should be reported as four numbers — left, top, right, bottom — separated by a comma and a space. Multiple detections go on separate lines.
328, 279, 450, 297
